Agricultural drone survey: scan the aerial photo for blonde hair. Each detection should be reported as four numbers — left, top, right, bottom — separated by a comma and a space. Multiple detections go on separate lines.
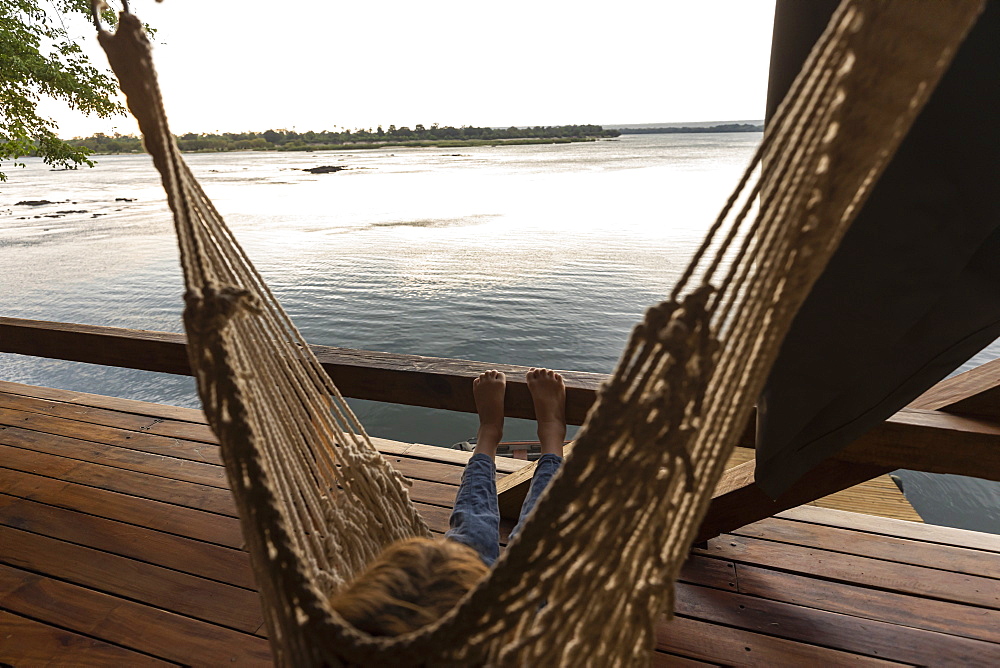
328, 537, 488, 637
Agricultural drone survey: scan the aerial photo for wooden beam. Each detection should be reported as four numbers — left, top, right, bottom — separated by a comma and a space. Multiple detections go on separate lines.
835, 407, 1000, 478
695, 458, 890, 543
694, 405, 1000, 540
0, 318, 190, 377
0, 317, 604, 425
908, 357, 1000, 418
310, 347, 603, 425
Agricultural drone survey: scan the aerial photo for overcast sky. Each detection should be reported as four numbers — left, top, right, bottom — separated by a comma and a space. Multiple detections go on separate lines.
40, 0, 776, 138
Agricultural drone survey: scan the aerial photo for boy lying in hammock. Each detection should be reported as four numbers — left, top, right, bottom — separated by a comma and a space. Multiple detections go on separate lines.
329, 368, 567, 636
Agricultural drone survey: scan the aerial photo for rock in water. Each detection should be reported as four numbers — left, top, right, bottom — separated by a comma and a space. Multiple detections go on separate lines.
301, 165, 346, 174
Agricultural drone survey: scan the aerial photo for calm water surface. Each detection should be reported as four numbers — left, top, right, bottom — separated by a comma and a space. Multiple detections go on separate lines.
2, 133, 997, 532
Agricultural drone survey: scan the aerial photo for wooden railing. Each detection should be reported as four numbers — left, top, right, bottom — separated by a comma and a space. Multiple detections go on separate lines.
3, 316, 1000, 536
0, 317, 603, 424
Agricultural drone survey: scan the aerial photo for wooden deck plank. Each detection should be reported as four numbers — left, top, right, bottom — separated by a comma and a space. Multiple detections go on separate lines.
0, 392, 479, 521
697, 534, 1000, 609
0, 386, 526, 475
0, 467, 244, 549
0, 444, 235, 515
651, 650, 720, 667
406, 477, 465, 508
372, 436, 527, 473
0, 565, 272, 665
0, 610, 173, 667
0, 379, 208, 424
0, 423, 228, 488
678, 554, 739, 591
1, 417, 467, 506
731, 561, 1000, 644
677, 550, 1000, 645
813, 476, 923, 522
0, 493, 255, 589
0, 406, 223, 466
413, 502, 453, 532
778, 504, 1000, 553
673, 551, 1000, 656
1, 403, 473, 511
0, 389, 216, 444
673, 580, 1000, 665
724, 447, 921, 522
733, 516, 999, 579
0, 451, 455, 541
1, 442, 457, 537
0, 525, 264, 634
380, 453, 469, 485
655, 615, 904, 667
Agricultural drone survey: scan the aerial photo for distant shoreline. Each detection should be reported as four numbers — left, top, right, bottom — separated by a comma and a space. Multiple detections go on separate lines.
58, 122, 765, 157
65, 136, 607, 156
227, 136, 603, 153
617, 123, 764, 135
65, 125, 619, 156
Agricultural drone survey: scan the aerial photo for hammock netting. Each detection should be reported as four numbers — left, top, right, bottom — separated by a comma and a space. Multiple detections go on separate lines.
96, 2, 982, 665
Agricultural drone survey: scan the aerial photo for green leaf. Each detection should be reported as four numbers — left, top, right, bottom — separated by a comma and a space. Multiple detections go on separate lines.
0, 0, 140, 180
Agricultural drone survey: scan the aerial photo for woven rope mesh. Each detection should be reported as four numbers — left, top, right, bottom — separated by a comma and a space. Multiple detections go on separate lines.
97, 1, 982, 664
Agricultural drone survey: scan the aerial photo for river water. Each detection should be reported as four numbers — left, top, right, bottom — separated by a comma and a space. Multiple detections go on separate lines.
2, 133, 997, 532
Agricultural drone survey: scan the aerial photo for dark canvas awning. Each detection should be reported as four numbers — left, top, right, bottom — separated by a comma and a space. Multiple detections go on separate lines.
755, 1, 1000, 498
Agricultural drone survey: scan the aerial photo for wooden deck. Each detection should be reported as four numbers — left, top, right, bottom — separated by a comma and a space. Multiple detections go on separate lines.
1, 380, 998, 666
723, 448, 921, 522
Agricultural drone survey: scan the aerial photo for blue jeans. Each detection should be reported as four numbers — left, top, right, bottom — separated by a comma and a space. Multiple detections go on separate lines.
445, 452, 562, 566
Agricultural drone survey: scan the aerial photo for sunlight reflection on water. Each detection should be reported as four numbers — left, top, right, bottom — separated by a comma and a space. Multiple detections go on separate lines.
3, 133, 752, 439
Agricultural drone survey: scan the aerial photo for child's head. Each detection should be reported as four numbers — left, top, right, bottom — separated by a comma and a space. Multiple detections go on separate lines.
328, 536, 488, 637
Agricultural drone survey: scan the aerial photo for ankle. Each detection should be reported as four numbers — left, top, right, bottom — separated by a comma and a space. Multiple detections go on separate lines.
537, 422, 565, 456
537, 420, 565, 440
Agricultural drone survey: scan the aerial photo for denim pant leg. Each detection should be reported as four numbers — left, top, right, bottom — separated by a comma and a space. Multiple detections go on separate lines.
510, 453, 563, 541
445, 453, 500, 565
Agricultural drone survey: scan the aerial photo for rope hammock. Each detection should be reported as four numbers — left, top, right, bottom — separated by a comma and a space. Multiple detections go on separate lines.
95, 2, 982, 665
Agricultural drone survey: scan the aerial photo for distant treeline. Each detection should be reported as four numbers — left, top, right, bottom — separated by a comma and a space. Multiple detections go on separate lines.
618, 123, 764, 134
67, 124, 620, 154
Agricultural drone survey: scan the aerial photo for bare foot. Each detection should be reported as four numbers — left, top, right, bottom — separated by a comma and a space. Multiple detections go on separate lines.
473, 370, 505, 457
527, 368, 567, 456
